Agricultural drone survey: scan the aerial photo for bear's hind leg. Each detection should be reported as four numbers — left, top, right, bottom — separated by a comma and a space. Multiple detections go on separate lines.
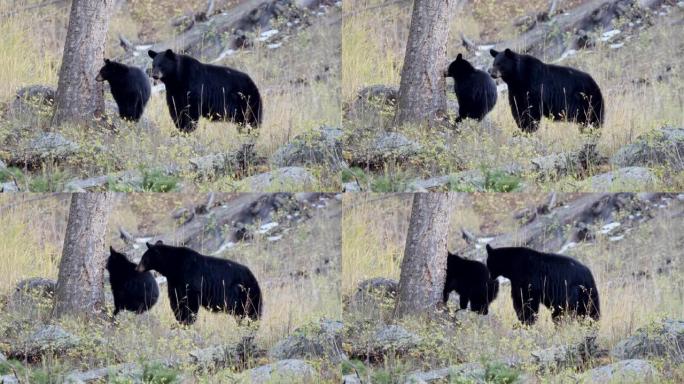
512, 286, 540, 325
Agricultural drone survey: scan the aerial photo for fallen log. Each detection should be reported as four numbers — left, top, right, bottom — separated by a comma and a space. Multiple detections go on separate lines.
463, 0, 665, 62
460, 192, 674, 259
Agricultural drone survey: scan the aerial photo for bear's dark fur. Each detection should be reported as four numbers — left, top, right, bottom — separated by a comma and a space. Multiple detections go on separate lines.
148, 49, 262, 132
489, 48, 604, 132
107, 247, 159, 316
443, 252, 499, 315
136, 241, 262, 325
486, 244, 600, 325
96, 59, 151, 121
445, 54, 498, 122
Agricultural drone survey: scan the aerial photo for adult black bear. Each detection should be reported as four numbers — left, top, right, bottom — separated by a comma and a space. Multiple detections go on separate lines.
107, 247, 159, 316
443, 252, 499, 315
489, 49, 604, 132
485, 244, 600, 325
96, 59, 151, 122
444, 54, 497, 122
148, 49, 262, 132
136, 241, 262, 325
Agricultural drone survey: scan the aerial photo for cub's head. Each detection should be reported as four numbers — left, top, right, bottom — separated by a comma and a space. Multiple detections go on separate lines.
148, 49, 178, 81
107, 246, 129, 272
445, 53, 475, 79
489, 48, 519, 80
485, 244, 505, 278
96, 59, 127, 82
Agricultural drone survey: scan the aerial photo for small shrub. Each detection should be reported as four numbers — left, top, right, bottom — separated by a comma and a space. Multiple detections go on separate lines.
142, 170, 179, 192
0, 167, 24, 183
483, 170, 522, 192
484, 362, 520, 384
142, 363, 180, 384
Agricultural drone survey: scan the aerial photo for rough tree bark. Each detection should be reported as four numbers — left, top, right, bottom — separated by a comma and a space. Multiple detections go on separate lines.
52, 0, 115, 126
52, 193, 114, 319
394, 193, 455, 318
393, 0, 453, 128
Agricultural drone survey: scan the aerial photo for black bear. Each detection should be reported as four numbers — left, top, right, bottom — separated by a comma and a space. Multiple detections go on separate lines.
136, 241, 262, 325
148, 49, 262, 132
489, 49, 604, 132
443, 252, 499, 315
96, 59, 151, 122
485, 244, 600, 325
107, 246, 159, 316
444, 53, 498, 122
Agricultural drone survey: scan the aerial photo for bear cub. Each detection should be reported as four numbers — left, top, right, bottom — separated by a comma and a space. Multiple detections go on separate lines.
107, 246, 159, 316
96, 59, 151, 122
486, 244, 600, 325
136, 241, 262, 325
443, 252, 499, 315
445, 53, 498, 122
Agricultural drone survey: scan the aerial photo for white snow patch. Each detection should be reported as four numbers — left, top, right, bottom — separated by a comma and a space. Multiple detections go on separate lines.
267, 43, 282, 49
478, 44, 495, 51
477, 237, 495, 244
136, 44, 153, 50
559, 241, 578, 254
267, 235, 282, 242
213, 241, 236, 255
609, 235, 624, 242
609, 43, 624, 49
257, 29, 279, 41
256, 222, 279, 234
600, 29, 621, 41
599, 222, 621, 234
211, 49, 236, 63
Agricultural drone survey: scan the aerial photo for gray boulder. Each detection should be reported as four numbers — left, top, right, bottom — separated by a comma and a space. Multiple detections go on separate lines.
531, 336, 600, 371
344, 85, 398, 124
11, 132, 80, 167
369, 325, 421, 355
243, 359, 316, 383
9, 85, 55, 116
587, 166, 656, 191
242, 166, 315, 191
8, 325, 80, 360
346, 131, 421, 168
268, 319, 346, 362
611, 319, 684, 362
347, 277, 398, 313
404, 363, 486, 384
8, 277, 56, 310
580, 359, 657, 383
611, 127, 684, 171
271, 126, 347, 170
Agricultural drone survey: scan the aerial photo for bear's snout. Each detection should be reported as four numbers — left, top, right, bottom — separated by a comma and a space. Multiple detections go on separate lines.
150, 69, 162, 80
135, 263, 145, 272
95, 73, 104, 82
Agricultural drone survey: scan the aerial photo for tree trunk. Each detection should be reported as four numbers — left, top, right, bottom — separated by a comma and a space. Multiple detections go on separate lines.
52, 0, 115, 127
393, 0, 453, 127
52, 193, 114, 319
394, 193, 455, 318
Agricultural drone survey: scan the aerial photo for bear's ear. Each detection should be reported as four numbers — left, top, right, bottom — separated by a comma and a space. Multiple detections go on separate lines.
504, 48, 515, 58
490, 49, 499, 58
456, 53, 462, 61
155, 240, 164, 245
104, 58, 110, 64
486, 244, 494, 252
146, 242, 154, 249
164, 49, 175, 57
109, 246, 115, 253
148, 50, 157, 58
